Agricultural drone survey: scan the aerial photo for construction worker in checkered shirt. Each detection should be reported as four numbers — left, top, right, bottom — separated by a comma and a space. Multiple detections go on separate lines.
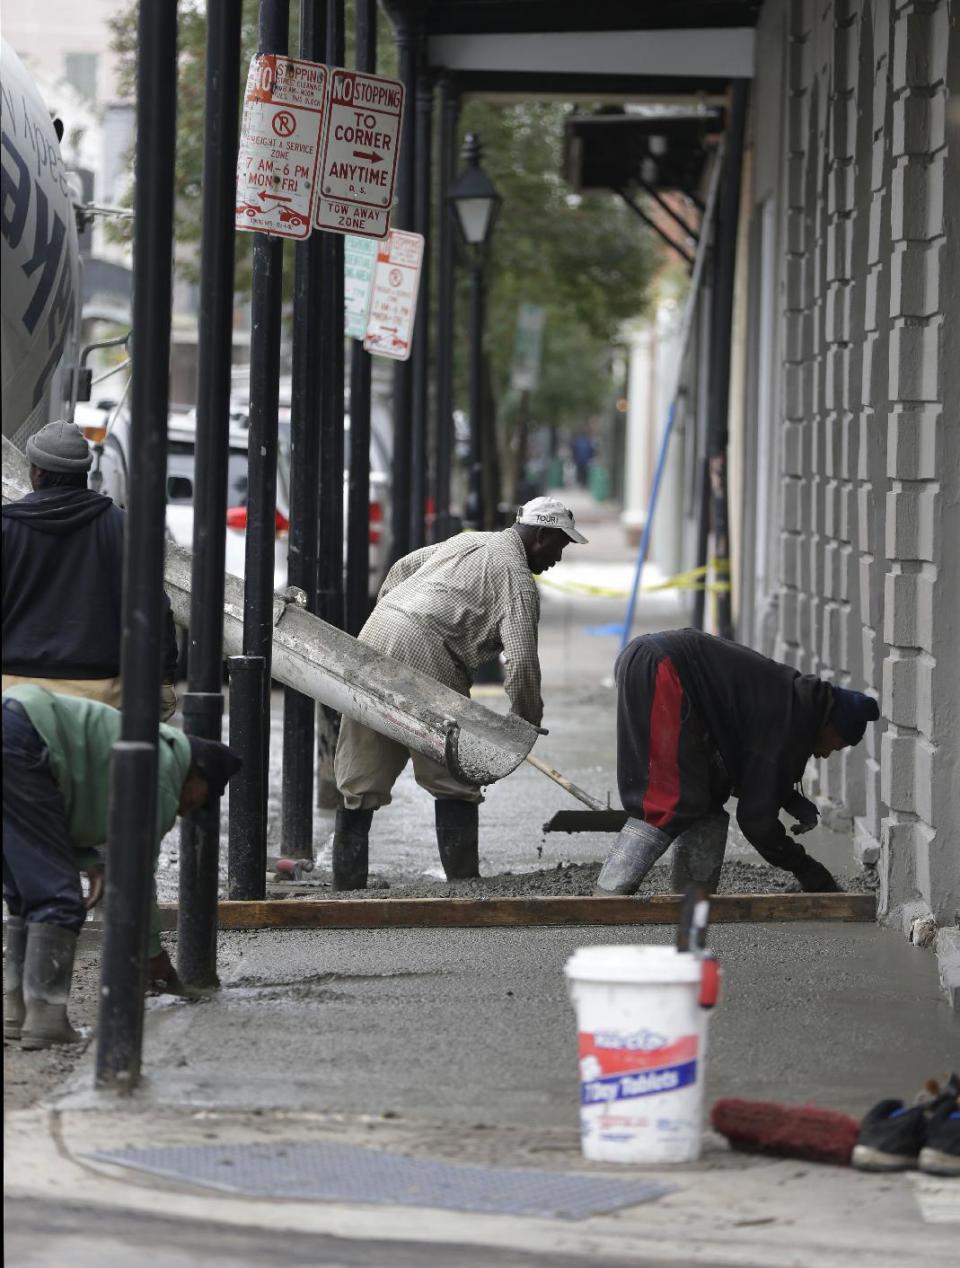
332, 497, 588, 889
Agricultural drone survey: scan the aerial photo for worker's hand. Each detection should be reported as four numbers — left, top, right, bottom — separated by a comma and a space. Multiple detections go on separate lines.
84, 866, 105, 910
791, 856, 840, 893
784, 790, 818, 835
159, 681, 178, 722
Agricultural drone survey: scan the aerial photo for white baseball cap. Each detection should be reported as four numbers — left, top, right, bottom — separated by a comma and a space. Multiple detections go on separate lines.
516, 496, 588, 544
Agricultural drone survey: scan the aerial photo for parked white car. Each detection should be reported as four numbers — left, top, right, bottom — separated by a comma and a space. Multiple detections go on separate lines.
83, 400, 393, 599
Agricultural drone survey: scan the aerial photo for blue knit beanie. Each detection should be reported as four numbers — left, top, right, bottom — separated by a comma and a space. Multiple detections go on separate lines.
829, 687, 880, 745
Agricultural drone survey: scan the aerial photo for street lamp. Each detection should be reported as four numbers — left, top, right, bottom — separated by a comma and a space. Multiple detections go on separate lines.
448, 133, 502, 530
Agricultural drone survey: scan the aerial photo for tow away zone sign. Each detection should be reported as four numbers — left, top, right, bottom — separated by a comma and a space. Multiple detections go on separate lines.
236, 54, 327, 240
363, 230, 424, 361
315, 69, 404, 239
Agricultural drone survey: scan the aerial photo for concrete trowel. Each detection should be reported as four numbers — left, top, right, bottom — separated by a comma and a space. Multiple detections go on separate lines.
524, 752, 627, 834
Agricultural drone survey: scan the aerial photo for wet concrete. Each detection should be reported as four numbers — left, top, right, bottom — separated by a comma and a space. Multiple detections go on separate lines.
61, 919, 957, 1128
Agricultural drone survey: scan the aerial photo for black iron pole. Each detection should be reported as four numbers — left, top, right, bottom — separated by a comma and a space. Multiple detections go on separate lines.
433, 76, 459, 541
240, 0, 289, 862
409, 67, 433, 549
465, 258, 484, 530
96, 1, 178, 1090
178, 0, 241, 989
346, 0, 377, 635
227, 656, 266, 898
314, 0, 346, 808
281, 0, 326, 859
705, 80, 749, 641
317, 0, 345, 631
385, 0, 421, 561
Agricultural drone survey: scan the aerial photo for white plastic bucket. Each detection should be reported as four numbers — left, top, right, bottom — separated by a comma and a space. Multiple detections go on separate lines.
564, 944, 717, 1164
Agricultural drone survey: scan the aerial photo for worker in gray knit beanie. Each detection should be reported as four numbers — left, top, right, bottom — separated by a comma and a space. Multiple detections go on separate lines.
25, 421, 93, 473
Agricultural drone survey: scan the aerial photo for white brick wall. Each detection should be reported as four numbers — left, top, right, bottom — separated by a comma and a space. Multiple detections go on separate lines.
761, 0, 958, 928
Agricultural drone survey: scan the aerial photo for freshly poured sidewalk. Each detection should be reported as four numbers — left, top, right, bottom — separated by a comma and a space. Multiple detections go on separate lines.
5, 495, 959, 1266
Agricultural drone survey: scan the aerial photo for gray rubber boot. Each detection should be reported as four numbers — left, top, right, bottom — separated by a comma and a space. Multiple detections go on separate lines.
670, 813, 730, 894
3, 916, 27, 1041
595, 818, 673, 895
20, 923, 81, 1050
435, 799, 480, 880
332, 808, 374, 891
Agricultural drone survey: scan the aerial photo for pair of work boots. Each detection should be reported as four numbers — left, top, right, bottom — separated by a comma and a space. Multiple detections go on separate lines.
3, 918, 80, 1050
595, 814, 730, 896
853, 1074, 960, 1176
332, 798, 479, 890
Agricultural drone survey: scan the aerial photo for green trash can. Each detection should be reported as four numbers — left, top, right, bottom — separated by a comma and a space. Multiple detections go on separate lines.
589, 463, 610, 503
546, 457, 564, 489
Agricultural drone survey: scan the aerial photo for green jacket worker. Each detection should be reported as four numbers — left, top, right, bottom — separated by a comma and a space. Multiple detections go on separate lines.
2, 685, 241, 1050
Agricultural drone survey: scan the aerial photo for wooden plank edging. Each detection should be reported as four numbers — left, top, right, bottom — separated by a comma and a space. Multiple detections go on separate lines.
156, 892, 876, 931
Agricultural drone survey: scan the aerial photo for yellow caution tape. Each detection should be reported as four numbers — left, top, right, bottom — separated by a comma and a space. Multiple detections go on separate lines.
535, 558, 730, 600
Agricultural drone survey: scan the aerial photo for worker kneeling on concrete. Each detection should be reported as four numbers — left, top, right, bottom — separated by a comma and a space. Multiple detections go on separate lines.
333, 497, 588, 888
596, 629, 880, 897
2, 685, 241, 1050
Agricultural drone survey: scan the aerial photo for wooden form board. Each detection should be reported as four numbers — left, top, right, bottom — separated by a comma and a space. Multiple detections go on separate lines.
157, 893, 875, 931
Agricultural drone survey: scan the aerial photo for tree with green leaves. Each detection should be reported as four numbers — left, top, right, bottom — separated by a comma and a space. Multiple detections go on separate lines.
108, 5, 657, 507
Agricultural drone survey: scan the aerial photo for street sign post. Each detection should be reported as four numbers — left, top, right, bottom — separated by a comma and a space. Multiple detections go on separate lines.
344, 234, 378, 339
363, 229, 424, 361
236, 54, 327, 240
314, 68, 404, 239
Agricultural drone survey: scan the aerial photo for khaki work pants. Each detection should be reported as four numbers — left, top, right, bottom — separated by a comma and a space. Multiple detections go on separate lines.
335, 715, 483, 810
2, 675, 177, 722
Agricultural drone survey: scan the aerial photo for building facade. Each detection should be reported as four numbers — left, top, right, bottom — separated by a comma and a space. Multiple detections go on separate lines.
738, 0, 959, 995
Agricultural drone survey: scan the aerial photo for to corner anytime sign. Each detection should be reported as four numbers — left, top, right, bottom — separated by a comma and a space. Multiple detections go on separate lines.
314, 68, 404, 240
363, 229, 424, 362
236, 54, 327, 240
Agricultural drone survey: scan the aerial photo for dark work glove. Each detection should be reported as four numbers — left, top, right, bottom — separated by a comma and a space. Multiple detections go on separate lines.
784, 790, 819, 836
791, 855, 840, 893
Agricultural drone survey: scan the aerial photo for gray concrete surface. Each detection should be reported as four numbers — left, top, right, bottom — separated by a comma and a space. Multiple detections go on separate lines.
58, 920, 960, 1124
6, 496, 959, 1266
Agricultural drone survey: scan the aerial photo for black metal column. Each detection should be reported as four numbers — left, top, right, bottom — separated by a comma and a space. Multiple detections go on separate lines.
705, 79, 749, 641
384, 0, 421, 561
237, 0, 289, 881
96, 1, 178, 1089
465, 258, 485, 530
227, 656, 266, 897
317, 0, 345, 631
281, 0, 326, 859
314, 0, 345, 808
345, 0, 377, 635
178, 0, 241, 989
433, 76, 459, 542
409, 68, 433, 549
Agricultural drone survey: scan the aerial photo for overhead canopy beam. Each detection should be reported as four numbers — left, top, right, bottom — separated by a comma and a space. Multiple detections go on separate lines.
428, 29, 755, 79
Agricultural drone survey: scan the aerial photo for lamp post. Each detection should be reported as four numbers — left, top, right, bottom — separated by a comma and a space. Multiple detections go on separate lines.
448, 133, 501, 530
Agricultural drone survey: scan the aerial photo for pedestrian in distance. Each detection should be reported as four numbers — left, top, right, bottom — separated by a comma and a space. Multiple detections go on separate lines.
2, 685, 242, 1050
596, 628, 880, 897
332, 496, 589, 889
2, 420, 180, 719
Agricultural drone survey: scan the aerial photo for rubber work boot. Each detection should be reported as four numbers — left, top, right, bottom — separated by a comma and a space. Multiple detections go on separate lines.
435, 799, 480, 880
20, 923, 81, 1050
3, 915, 27, 1041
595, 818, 672, 895
332, 807, 374, 891
670, 812, 729, 894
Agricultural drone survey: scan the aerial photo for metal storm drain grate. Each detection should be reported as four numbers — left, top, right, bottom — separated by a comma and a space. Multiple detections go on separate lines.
86, 1141, 673, 1220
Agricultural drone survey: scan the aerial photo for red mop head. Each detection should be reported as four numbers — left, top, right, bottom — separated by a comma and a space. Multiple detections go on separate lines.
711, 1098, 860, 1166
